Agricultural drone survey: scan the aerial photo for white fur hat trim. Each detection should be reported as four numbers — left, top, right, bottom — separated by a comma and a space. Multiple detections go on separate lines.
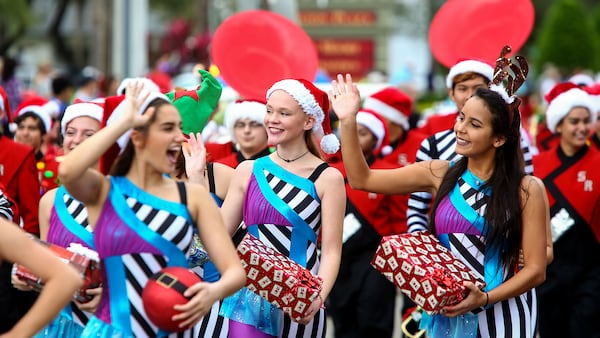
446, 60, 494, 89
61, 102, 104, 135
546, 88, 596, 133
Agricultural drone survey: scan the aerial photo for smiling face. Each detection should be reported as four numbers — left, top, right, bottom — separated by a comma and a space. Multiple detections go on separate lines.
454, 96, 504, 159
357, 124, 378, 156
449, 75, 489, 112
62, 116, 101, 154
15, 115, 44, 152
264, 90, 313, 147
133, 104, 185, 174
233, 118, 268, 157
556, 106, 593, 154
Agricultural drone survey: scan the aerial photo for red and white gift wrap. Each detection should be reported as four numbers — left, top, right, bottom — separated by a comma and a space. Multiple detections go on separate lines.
237, 234, 323, 320
371, 231, 485, 314
14, 241, 102, 303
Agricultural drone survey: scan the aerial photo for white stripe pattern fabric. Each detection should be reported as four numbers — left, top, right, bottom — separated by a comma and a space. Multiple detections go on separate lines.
195, 300, 229, 338
442, 180, 537, 337
0, 191, 13, 221
256, 167, 325, 337
64, 194, 90, 229
119, 195, 196, 337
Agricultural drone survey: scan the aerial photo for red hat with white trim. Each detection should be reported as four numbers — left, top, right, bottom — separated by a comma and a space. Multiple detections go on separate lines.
14, 96, 52, 133
61, 100, 105, 135
363, 87, 413, 130
356, 108, 391, 156
545, 82, 596, 133
266, 78, 339, 154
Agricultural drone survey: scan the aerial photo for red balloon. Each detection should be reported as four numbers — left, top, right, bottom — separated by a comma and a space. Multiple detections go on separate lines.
142, 267, 202, 332
429, 0, 535, 68
211, 10, 319, 101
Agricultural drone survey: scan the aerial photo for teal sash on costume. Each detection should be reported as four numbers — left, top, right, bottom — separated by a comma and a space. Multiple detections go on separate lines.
221, 158, 321, 336
421, 170, 503, 337
54, 186, 94, 248
250, 157, 318, 267
104, 176, 190, 336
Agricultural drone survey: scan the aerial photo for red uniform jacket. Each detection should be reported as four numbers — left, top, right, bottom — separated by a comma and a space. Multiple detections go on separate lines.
416, 112, 458, 136
332, 158, 408, 237
205, 142, 235, 163
0, 135, 40, 235
533, 145, 600, 242
380, 130, 427, 167
214, 147, 272, 169
536, 122, 560, 152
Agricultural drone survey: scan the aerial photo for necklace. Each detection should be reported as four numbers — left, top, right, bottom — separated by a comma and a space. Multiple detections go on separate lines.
276, 150, 309, 163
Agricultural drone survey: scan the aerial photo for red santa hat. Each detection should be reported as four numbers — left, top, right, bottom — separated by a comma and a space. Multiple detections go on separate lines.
97, 91, 170, 174
445, 58, 494, 89
545, 82, 596, 133
356, 108, 391, 156
266, 79, 339, 154
14, 96, 52, 133
224, 99, 266, 143
363, 87, 413, 130
61, 101, 105, 135
106, 91, 171, 150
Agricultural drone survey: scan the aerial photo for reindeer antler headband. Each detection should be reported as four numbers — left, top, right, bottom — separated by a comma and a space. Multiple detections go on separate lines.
490, 45, 529, 103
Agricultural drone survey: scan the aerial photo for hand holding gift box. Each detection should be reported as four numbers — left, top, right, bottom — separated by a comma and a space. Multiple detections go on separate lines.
14, 241, 102, 303
371, 231, 485, 314
237, 234, 323, 320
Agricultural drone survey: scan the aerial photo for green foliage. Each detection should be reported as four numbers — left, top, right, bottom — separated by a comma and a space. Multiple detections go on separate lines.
593, 4, 600, 70
0, 0, 33, 53
535, 0, 598, 74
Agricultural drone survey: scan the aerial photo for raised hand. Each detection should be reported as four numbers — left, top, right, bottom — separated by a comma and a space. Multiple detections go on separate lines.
121, 81, 155, 128
329, 73, 362, 121
181, 132, 207, 184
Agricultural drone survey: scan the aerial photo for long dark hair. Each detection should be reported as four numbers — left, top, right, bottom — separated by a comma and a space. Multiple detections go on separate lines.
430, 88, 525, 274
110, 99, 172, 176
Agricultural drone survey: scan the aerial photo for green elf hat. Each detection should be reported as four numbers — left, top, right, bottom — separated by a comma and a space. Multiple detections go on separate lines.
166, 69, 222, 135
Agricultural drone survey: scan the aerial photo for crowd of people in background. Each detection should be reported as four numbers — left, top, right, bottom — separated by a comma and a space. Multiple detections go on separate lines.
0, 50, 599, 338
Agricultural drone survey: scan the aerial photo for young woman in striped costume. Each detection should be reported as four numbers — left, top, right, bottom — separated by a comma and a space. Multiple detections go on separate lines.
58, 82, 245, 337
11, 101, 105, 337
219, 78, 346, 338
336, 70, 548, 338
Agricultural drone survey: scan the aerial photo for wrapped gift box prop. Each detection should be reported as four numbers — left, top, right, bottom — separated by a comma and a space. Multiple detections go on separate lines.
237, 234, 323, 320
14, 242, 101, 303
371, 231, 485, 314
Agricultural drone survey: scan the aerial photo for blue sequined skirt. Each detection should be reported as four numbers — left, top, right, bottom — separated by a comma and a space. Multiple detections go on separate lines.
220, 287, 282, 336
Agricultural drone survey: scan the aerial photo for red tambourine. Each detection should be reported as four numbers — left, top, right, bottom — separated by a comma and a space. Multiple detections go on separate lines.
211, 10, 319, 101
